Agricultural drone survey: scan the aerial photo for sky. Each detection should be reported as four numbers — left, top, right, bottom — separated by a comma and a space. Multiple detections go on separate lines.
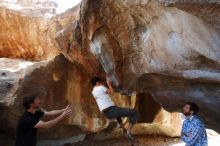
55, 0, 81, 14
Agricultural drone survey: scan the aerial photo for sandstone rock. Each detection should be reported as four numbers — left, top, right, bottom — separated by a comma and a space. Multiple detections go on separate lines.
0, 55, 106, 138
0, 7, 60, 60
0, 1, 81, 60
158, 0, 220, 33
0, 55, 181, 142
1, 0, 220, 140
55, 0, 220, 132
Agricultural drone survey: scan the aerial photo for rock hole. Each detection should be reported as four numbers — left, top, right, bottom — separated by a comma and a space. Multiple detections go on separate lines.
136, 92, 161, 123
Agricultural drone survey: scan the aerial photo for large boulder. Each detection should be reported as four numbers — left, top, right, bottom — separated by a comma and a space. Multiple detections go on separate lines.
0, 55, 181, 143
55, 0, 220, 132
0, 55, 106, 137
0, 6, 60, 60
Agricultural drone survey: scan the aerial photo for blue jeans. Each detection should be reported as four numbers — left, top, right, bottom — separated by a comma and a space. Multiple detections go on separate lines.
103, 106, 138, 124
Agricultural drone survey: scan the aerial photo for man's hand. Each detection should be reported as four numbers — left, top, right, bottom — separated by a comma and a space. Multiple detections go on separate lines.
61, 105, 70, 112
60, 105, 72, 119
106, 76, 111, 84
44, 104, 71, 117
35, 105, 72, 129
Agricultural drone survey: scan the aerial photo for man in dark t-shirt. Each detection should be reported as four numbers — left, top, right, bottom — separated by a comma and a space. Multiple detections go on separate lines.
15, 96, 72, 146
15, 110, 44, 146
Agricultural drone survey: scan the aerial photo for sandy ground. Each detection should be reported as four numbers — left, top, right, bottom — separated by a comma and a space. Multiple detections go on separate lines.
67, 135, 181, 146
1, 131, 219, 146
69, 135, 220, 146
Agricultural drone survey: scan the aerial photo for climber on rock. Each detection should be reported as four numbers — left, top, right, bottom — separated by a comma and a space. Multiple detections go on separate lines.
91, 77, 138, 141
15, 94, 72, 146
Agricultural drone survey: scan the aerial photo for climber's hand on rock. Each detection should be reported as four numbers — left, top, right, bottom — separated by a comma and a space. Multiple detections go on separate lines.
106, 76, 111, 84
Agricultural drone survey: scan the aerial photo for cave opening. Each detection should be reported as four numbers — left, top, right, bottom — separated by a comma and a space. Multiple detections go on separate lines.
135, 92, 161, 123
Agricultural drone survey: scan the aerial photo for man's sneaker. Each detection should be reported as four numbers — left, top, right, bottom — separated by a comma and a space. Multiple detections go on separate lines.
126, 133, 136, 142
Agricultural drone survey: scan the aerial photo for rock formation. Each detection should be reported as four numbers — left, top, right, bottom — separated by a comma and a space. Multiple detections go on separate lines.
0, 7, 59, 60
56, 0, 220, 132
0, 55, 180, 141
0, 0, 220, 144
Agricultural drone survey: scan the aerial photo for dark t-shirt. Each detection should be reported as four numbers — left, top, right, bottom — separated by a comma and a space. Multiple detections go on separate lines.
15, 110, 44, 146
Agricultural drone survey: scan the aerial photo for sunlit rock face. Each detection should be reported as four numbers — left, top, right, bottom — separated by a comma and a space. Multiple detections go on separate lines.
0, 0, 80, 60
55, 0, 220, 132
0, 6, 60, 60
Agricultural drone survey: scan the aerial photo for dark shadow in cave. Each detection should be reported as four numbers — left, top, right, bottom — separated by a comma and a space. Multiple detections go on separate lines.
135, 92, 161, 123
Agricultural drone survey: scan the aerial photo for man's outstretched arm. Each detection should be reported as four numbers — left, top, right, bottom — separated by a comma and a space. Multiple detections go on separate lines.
35, 106, 71, 129
44, 105, 70, 117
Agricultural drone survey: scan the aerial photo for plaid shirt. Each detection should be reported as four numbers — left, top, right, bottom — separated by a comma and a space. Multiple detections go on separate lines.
181, 116, 208, 146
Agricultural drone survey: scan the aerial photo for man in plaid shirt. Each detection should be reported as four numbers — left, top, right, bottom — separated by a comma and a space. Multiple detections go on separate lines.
181, 102, 208, 146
